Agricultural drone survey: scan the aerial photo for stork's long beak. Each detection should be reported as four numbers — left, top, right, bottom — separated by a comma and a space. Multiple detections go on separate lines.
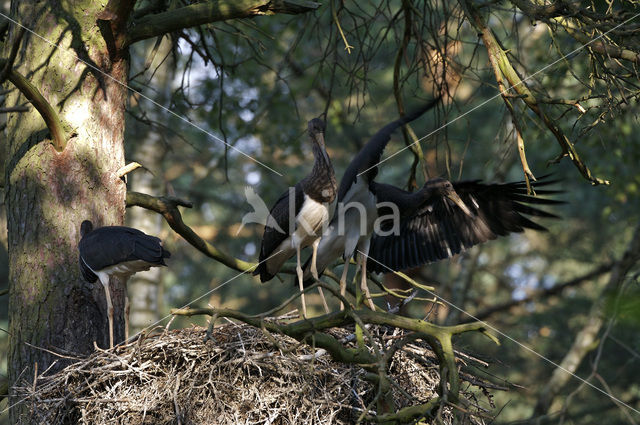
446, 191, 473, 216
316, 132, 331, 164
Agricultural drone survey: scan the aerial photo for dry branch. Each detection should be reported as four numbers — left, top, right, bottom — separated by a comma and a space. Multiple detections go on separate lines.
462, 262, 615, 323
509, 0, 580, 20
459, 0, 609, 186
0, 106, 29, 113
564, 26, 640, 66
170, 281, 499, 416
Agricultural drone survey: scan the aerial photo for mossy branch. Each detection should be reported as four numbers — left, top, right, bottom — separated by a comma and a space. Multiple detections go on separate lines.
125, 0, 320, 47
562, 24, 640, 66
125, 192, 341, 280
126, 191, 256, 272
171, 281, 498, 415
480, 25, 535, 189
172, 306, 379, 364
0, 59, 68, 152
330, 0, 354, 54
366, 397, 441, 423
459, 0, 609, 186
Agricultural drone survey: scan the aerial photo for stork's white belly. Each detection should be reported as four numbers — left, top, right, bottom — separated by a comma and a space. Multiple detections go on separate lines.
265, 196, 335, 277
291, 195, 335, 248
99, 260, 154, 278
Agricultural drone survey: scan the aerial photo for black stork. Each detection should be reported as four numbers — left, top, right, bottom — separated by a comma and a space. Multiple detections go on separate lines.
78, 220, 170, 348
302, 100, 443, 310
366, 177, 560, 274
303, 102, 560, 311
253, 117, 337, 317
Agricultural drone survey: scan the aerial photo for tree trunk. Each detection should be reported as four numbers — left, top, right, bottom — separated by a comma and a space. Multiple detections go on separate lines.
3, 2, 128, 421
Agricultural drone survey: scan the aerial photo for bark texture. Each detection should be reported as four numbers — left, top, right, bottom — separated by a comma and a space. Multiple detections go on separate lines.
3, 1, 128, 421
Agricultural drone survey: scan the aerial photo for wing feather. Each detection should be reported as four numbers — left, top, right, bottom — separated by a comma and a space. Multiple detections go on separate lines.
254, 184, 305, 282
78, 226, 170, 277
368, 177, 561, 273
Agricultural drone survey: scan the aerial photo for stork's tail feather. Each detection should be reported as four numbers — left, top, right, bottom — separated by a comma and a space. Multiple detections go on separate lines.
159, 248, 171, 265
135, 236, 172, 266
252, 262, 274, 283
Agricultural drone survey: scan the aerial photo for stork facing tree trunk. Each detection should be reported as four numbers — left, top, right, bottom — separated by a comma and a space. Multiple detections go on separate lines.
254, 117, 337, 317
78, 220, 171, 348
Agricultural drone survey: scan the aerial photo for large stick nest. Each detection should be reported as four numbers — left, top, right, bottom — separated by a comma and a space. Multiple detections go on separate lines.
17, 320, 495, 424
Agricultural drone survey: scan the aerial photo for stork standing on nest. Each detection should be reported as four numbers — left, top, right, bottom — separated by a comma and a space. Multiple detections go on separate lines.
303, 101, 559, 312
301, 100, 443, 310
254, 117, 337, 317
79, 220, 170, 348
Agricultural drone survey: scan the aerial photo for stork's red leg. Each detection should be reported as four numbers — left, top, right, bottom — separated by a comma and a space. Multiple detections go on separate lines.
339, 260, 350, 311
310, 238, 330, 313
296, 245, 307, 318
101, 279, 114, 349
124, 294, 130, 344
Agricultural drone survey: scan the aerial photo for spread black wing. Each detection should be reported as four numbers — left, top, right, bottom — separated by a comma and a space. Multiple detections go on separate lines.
367, 178, 561, 273
253, 183, 305, 281
338, 98, 441, 202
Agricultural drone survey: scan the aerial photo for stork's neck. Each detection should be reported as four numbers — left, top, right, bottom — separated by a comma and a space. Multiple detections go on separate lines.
302, 143, 337, 203
312, 142, 332, 170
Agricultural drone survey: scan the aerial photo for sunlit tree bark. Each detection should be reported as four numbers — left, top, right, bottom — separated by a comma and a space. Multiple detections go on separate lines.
3, 1, 129, 421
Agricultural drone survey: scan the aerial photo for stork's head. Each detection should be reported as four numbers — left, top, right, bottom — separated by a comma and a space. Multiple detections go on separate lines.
308, 117, 325, 135
423, 178, 473, 216
80, 220, 94, 237
308, 117, 330, 164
